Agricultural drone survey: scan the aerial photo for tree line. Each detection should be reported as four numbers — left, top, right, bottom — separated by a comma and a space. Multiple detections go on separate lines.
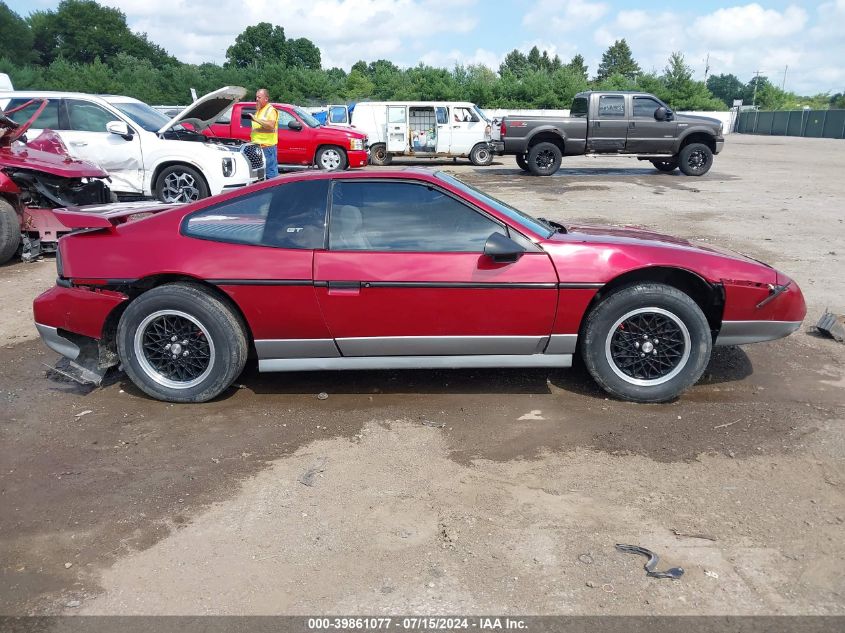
1, 0, 842, 111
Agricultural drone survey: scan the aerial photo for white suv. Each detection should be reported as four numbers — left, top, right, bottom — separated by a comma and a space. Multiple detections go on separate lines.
0, 86, 264, 203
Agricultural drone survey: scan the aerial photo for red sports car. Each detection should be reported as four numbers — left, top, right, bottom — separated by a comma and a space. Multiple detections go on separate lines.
33, 169, 805, 403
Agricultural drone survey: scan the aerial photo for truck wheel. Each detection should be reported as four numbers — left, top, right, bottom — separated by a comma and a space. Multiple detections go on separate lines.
581, 283, 712, 403
370, 144, 392, 166
651, 159, 679, 173
527, 142, 562, 176
316, 146, 348, 171
0, 198, 21, 265
155, 165, 210, 204
678, 143, 713, 176
117, 283, 248, 403
515, 154, 529, 171
469, 143, 493, 166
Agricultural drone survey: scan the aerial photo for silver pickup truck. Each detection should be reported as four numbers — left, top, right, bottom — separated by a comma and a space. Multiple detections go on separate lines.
494, 91, 725, 176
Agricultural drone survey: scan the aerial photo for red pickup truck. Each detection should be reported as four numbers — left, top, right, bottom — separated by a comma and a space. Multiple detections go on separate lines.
207, 102, 369, 171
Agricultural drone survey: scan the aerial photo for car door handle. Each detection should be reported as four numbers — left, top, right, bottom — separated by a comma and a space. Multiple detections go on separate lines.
69, 141, 87, 147
327, 281, 361, 295
629, 122, 636, 128
593, 121, 600, 128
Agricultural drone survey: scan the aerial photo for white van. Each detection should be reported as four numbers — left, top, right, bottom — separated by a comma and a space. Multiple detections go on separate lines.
342, 101, 496, 166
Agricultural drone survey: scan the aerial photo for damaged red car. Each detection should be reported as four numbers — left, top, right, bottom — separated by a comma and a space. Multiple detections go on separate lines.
1, 98, 114, 263
33, 169, 805, 403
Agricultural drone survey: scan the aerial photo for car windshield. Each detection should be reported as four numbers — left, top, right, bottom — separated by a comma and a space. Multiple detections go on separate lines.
293, 106, 321, 128
473, 106, 490, 123
112, 102, 171, 132
434, 172, 554, 238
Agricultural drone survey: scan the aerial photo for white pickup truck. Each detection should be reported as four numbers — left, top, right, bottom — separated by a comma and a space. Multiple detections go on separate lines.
0, 86, 265, 203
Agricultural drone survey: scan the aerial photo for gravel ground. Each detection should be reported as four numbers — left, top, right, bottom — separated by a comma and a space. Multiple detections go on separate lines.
0, 134, 843, 616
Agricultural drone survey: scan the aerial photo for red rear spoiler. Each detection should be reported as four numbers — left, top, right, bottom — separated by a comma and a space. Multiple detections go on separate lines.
53, 202, 178, 229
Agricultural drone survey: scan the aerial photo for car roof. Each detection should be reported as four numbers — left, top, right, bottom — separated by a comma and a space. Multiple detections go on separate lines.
272, 167, 438, 182
0, 90, 143, 105
354, 101, 479, 108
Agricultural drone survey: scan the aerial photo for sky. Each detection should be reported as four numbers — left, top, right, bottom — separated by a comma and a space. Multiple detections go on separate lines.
9, 0, 845, 95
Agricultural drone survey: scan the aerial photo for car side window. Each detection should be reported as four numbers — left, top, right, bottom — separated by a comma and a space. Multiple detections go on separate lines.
183, 180, 329, 249
598, 95, 626, 118
5, 98, 62, 129
240, 107, 255, 128
329, 181, 506, 252
633, 97, 662, 118
277, 109, 296, 128
436, 107, 448, 124
66, 99, 118, 132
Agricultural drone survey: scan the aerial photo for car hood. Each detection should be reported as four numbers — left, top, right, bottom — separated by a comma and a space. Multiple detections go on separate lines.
158, 86, 246, 135
674, 113, 722, 129
557, 223, 767, 266
0, 142, 109, 179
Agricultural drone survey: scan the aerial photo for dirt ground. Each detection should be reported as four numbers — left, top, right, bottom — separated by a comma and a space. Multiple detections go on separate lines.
0, 135, 843, 616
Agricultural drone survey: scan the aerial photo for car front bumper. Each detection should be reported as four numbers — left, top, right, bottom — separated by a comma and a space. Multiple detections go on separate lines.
715, 138, 724, 154
348, 149, 369, 169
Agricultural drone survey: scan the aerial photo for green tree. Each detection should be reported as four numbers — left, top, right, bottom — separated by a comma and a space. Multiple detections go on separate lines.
595, 39, 640, 82
565, 54, 588, 80
225, 23, 286, 68
0, 2, 38, 65
659, 51, 723, 110
499, 49, 529, 78
285, 37, 320, 70
706, 73, 745, 108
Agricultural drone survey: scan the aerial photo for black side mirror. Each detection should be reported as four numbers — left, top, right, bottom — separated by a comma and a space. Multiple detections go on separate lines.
288, 120, 303, 131
484, 232, 525, 263
654, 107, 668, 121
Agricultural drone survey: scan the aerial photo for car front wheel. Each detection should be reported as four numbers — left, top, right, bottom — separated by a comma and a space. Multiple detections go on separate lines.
316, 145, 348, 171
581, 283, 712, 403
678, 143, 713, 176
469, 143, 493, 166
117, 283, 248, 403
0, 197, 21, 265
527, 142, 562, 176
154, 165, 210, 204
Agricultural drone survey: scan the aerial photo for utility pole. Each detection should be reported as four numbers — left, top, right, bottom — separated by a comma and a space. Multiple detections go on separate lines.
752, 70, 763, 107
704, 53, 710, 83
781, 65, 788, 91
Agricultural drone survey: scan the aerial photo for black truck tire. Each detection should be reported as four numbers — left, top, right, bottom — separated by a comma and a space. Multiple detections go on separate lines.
0, 198, 21, 265
370, 144, 392, 166
678, 143, 713, 176
651, 159, 679, 172
526, 142, 562, 176
515, 154, 529, 171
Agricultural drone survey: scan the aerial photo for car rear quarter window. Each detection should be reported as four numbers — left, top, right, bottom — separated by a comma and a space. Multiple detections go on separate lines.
329, 181, 505, 252
5, 98, 62, 129
570, 97, 588, 118
183, 180, 329, 249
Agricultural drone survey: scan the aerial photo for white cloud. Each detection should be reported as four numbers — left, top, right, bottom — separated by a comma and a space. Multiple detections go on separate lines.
689, 4, 807, 46
419, 48, 504, 71
103, 0, 479, 69
523, 0, 609, 33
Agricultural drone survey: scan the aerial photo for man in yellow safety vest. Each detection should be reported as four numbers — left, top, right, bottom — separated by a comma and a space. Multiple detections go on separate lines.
250, 88, 279, 178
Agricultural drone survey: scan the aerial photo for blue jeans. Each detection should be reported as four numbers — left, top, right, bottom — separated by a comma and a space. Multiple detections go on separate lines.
262, 145, 278, 178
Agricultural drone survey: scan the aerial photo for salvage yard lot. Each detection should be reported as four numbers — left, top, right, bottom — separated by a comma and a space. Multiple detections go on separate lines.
1, 135, 843, 615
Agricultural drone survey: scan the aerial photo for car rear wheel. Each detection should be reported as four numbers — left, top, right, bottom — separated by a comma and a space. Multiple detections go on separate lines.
154, 165, 210, 204
469, 143, 493, 166
651, 158, 679, 172
369, 143, 392, 166
581, 283, 712, 403
117, 283, 248, 403
316, 145, 348, 171
527, 142, 562, 176
0, 198, 21, 265
515, 154, 529, 171
678, 143, 713, 176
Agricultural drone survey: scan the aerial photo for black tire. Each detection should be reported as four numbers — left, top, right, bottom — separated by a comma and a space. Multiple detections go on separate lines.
369, 143, 392, 166
116, 283, 248, 403
581, 283, 712, 403
678, 143, 713, 176
515, 154, 529, 171
526, 142, 562, 176
469, 143, 493, 166
651, 158, 679, 173
154, 165, 210, 204
0, 197, 21, 265
316, 145, 348, 171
